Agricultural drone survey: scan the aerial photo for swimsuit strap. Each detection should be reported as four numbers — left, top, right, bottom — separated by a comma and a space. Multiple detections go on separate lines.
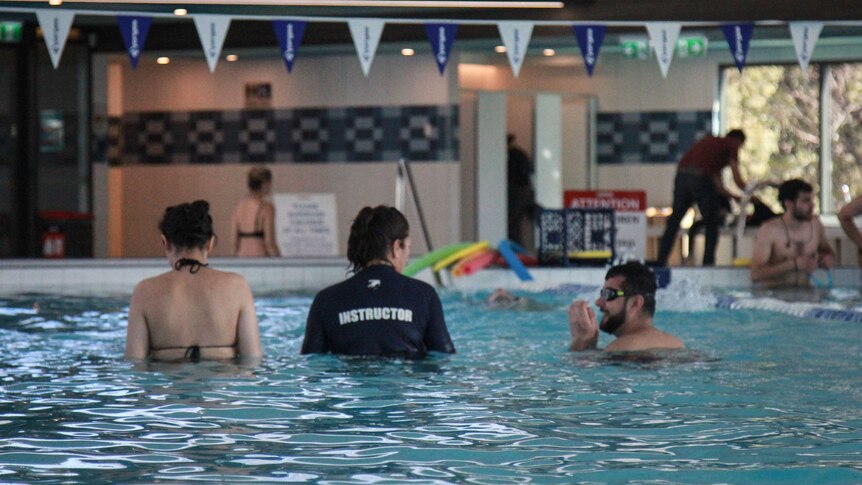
253, 200, 267, 233
174, 258, 208, 273
151, 344, 237, 361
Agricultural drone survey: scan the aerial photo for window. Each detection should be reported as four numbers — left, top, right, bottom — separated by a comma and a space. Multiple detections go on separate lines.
723, 62, 862, 213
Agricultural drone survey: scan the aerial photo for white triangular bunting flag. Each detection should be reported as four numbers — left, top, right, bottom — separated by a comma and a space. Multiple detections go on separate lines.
193, 15, 231, 73
36, 10, 75, 69
348, 19, 385, 77
789, 22, 823, 72
498, 22, 533, 78
645, 22, 681, 78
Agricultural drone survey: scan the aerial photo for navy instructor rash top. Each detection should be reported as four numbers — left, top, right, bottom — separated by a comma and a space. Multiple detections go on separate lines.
301, 264, 455, 357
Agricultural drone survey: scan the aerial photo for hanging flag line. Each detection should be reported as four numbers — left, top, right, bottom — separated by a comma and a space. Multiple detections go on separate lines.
8, 5, 860, 76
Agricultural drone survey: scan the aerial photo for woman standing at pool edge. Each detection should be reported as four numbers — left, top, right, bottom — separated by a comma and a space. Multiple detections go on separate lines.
230, 167, 281, 257
125, 200, 263, 362
301, 205, 456, 357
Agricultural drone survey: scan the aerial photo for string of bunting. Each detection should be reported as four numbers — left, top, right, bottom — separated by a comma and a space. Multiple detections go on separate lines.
3, 6, 857, 77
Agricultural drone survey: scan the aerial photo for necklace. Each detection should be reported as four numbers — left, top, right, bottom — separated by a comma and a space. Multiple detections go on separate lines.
781, 216, 813, 256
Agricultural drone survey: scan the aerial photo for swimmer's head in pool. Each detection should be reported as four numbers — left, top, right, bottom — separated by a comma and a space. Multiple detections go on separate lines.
347, 205, 410, 274
598, 261, 657, 334
160, 200, 215, 251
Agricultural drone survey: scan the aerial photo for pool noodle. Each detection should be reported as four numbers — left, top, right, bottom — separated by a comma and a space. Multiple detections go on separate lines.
451, 248, 498, 277
431, 241, 489, 272
402, 241, 475, 277
498, 239, 534, 282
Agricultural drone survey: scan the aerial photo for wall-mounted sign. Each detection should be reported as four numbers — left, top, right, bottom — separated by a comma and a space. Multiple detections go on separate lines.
0, 22, 22, 43
564, 190, 647, 261
274, 193, 339, 257
244, 82, 272, 109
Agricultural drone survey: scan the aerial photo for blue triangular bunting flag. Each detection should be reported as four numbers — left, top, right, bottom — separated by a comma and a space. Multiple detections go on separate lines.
573, 24, 606, 76
721, 23, 754, 73
424, 23, 458, 75
272, 20, 307, 73
117, 16, 152, 70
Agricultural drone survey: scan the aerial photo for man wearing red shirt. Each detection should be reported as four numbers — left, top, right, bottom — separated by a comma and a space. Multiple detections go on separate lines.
656, 129, 747, 266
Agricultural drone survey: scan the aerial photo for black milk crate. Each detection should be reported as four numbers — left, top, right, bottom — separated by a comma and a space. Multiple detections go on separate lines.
538, 208, 616, 266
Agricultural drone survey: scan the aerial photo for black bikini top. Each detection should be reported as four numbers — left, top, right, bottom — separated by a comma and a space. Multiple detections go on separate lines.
174, 258, 208, 273
237, 201, 267, 239
150, 344, 237, 361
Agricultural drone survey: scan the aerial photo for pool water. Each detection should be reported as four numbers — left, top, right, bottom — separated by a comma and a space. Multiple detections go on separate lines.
0, 287, 861, 484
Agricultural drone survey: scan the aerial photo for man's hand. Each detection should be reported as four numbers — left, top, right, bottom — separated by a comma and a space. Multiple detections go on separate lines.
795, 254, 818, 273
819, 252, 835, 270
568, 300, 598, 351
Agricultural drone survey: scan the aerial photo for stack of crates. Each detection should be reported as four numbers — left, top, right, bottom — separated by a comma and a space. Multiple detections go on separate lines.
538, 208, 616, 266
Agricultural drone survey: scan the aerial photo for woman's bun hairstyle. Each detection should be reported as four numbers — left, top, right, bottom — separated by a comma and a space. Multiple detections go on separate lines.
346, 205, 409, 273
159, 200, 215, 250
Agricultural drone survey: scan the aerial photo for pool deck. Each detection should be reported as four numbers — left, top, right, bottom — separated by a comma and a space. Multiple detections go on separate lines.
0, 258, 859, 295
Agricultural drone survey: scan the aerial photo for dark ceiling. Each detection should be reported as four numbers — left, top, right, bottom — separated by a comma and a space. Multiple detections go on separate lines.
1, 0, 861, 52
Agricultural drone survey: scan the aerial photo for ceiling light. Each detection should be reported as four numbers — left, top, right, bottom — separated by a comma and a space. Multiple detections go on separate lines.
173, 8, 188, 15
19, 0, 562, 6
495, 45, 506, 53
156, 56, 170, 65
48, 0, 62, 5
543, 48, 555, 56
225, 54, 238, 61
401, 48, 415, 56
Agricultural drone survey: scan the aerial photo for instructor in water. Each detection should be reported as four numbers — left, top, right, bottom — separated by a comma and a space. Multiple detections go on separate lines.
301, 205, 456, 357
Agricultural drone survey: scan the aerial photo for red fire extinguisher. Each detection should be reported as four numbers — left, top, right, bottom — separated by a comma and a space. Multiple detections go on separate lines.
42, 225, 65, 258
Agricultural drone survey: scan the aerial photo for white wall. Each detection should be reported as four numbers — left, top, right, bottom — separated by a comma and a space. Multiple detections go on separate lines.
119, 52, 458, 111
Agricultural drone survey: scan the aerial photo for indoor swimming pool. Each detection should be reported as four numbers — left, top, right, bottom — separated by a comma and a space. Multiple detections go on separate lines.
0, 284, 860, 483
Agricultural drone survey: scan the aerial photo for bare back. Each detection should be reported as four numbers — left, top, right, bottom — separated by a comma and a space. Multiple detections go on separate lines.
606, 327, 685, 352
125, 268, 261, 361
230, 195, 278, 257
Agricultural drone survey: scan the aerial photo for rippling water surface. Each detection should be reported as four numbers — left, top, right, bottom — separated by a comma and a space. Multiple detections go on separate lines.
0, 287, 860, 484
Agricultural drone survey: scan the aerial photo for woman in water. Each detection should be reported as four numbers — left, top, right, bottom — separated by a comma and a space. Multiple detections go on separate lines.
301, 205, 455, 357
230, 167, 281, 257
125, 200, 263, 361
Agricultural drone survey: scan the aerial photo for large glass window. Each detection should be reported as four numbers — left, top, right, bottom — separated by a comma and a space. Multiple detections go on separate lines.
722, 64, 820, 212
829, 63, 862, 207
723, 62, 862, 213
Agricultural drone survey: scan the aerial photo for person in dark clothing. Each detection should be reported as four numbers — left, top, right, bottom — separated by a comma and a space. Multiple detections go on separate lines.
507, 134, 535, 246
657, 129, 748, 266
301, 205, 455, 357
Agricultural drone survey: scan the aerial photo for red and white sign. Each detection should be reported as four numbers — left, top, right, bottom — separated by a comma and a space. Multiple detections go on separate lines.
564, 190, 647, 260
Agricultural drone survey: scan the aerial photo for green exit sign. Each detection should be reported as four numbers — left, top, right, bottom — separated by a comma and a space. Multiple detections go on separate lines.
621, 39, 649, 59
0, 22, 22, 43
676, 36, 708, 58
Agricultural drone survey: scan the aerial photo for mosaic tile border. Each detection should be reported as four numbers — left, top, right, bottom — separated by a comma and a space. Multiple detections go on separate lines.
597, 110, 712, 164
110, 104, 459, 165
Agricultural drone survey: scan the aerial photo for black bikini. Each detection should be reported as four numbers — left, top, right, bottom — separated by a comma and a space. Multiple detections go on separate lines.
237, 202, 266, 239
150, 258, 236, 361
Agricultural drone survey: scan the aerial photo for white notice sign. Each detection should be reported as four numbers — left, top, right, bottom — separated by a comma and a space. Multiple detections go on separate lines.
274, 193, 338, 257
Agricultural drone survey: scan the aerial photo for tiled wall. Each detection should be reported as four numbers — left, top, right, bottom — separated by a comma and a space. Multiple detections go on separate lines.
108, 104, 459, 165
596, 110, 712, 164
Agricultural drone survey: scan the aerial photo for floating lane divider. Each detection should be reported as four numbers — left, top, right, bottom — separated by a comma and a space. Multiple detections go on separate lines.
498, 239, 534, 282
432, 241, 490, 273
403, 242, 476, 277
452, 248, 498, 277
715, 295, 862, 323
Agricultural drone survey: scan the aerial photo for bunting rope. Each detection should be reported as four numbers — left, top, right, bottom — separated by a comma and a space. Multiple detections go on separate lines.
3, 4, 859, 77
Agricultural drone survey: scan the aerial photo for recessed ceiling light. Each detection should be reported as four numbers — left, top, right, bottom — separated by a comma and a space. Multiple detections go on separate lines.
48, 0, 62, 5
401, 48, 415, 56
156, 56, 170, 65
495, 45, 506, 53
173, 8, 188, 16
543, 48, 555, 56
225, 54, 238, 62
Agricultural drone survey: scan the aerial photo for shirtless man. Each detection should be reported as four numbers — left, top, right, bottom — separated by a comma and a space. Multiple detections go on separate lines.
125, 200, 263, 362
568, 261, 684, 352
751, 179, 834, 287
838, 195, 862, 267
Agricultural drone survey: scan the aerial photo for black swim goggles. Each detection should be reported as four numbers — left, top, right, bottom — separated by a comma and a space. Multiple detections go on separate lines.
599, 287, 626, 301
